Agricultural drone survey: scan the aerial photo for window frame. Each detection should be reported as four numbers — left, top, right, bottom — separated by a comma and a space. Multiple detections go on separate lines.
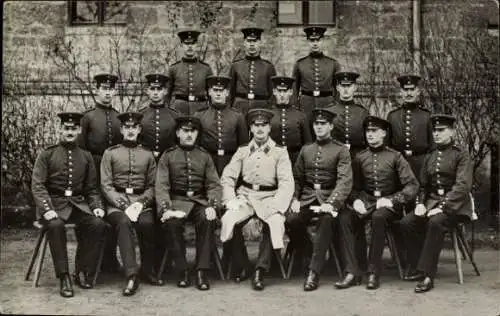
67, 0, 128, 26
277, 1, 336, 27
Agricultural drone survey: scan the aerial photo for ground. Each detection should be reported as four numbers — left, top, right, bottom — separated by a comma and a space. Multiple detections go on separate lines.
0, 228, 499, 316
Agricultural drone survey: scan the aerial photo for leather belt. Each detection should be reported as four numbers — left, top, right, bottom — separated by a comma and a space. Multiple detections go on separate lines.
241, 180, 277, 191
175, 94, 207, 102
48, 189, 82, 197
170, 188, 203, 197
301, 90, 333, 97
115, 186, 146, 194
306, 183, 335, 190
235, 93, 269, 100
431, 187, 449, 196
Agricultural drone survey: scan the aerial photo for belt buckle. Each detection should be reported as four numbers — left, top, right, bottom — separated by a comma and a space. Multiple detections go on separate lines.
188, 95, 195, 101
345, 143, 351, 149
252, 184, 260, 191
438, 189, 444, 196
313, 90, 320, 97
217, 149, 225, 156
247, 93, 255, 100
64, 190, 73, 197
313, 183, 321, 190
153, 151, 160, 158
404, 150, 413, 157
374, 190, 381, 197
125, 188, 134, 194
186, 190, 194, 197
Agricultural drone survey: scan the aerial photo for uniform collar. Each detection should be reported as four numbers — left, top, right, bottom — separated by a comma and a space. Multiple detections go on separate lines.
339, 99, 354, 106
436, 141, 454, 151
249, 137, 275, 154
182, 57, 198, 63
316, 137, 332, 146
309, 51, 324, 58
60, 141, 77, 149
245, 55, 261, 61
402, 102, 419, 109
275, 103, 292, 109
96, 102, 112, 109
179, 144, 196, 151
368, 144, 385, 152
122, 140, 138, 148
210, 102, 227, 110
149, 102, 165, 109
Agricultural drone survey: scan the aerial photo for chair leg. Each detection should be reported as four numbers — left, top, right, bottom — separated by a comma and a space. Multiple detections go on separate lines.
386, 232, 404, 280
157, 248, 169, 281
226, 257, 233, 280
456, 228, 481, 277
285, 248, 296, 279
92, 231, 107, 287
452, 230, 464, 284
25, 229, 45, 281
34, 232, 48, 287
329, 243, 344, 279
212, 244, 225, 281
273, 249, 287, 279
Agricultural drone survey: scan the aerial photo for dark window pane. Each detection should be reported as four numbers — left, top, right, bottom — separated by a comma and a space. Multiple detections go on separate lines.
103, 1, 129, 24
71, 1, 99, 24
308, 1, 335, 25
277, 1, 303, 25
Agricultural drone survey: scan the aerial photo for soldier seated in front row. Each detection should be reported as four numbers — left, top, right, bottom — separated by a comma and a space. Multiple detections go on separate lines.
31, 112, 107, 298
286, 108, 353, 291
220, 108, 295, 291
400, 114, 474, 293
100, 112, 159, 296
155, 116, 222, 291
345, 116, 419, 290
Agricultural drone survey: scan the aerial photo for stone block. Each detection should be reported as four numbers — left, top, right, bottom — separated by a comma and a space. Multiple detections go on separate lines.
378, 14, 410, 37
129, 6, 158, 26
337, 1, 378, 34
347, 36, 373, 52
232, 6, 275, 30
375, 36, 408, 51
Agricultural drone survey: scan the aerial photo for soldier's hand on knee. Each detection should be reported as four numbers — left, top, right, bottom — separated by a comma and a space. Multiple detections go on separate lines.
376, 197, 393, 209
353, 199, 367, 214
321, 203, 338, 218
290, 198, 301, 213
160, 210, 175, 222
414, 204, 427, 217
226, 199, 241, 212
93, 208, 105, 218
205, 207, 217, 221
43, 210, 58, 221
426, 208, 442, 217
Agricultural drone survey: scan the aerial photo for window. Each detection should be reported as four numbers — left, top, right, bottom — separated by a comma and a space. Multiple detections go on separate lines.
277, 1, 336, 26
68, 1, 129, 26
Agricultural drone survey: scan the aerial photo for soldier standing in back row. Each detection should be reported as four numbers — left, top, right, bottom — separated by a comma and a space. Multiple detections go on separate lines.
167, 30, 213, 115
229, 27, 277, 116
292, 27, 341, 121
269, 76, 312, 165
78, 73, 122, 274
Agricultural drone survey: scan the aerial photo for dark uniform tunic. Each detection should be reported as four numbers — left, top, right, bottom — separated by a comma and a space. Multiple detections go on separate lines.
155, 145, 221, 271
31, 142, 107, 277
400, 143, 473, 277
287, 138, 354, 274
194, 104, 249, 176
269, 104, 312, 165
167, 57, 213, 115
229, 56, 276, 115
100, 142, 157, 277
327, 100, 369, 155
139, 103, 179, 160
387, 103, 433, 177
292, 53, 341, 120
349, 146, 419, 276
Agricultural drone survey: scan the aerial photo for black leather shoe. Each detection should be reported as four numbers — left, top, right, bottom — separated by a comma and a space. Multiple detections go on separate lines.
59, 274, 74, 298
122, 275, 139, 296
141, 273, 165, 286
404, 268, 425, 281
73, 271, 93, 289
366, 274, 380, 290
177, 270, 191, 288
196, 270, 210, 291
251, 269, 265, 291
234, 268, 249, 283
414, 277, 434, 293
303, 270, 319, 291
334, 273, 362, 289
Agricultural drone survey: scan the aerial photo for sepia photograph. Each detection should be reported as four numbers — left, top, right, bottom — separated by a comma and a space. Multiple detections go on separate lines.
1, 1, 499, 315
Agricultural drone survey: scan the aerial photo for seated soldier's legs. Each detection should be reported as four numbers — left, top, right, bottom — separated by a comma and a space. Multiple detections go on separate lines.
351, 213, 368, 272
368, 207, 399, 275
255, 222, 273, 271
400, 212, 427, 271
417, 212, 457, 278
72, 210, 107, 276
135, 210, 156, 276
162, 218, 188, 271
106, 211, 139, 278
337, 210, 363, 277
309, 213, 335, 274
43, 217, 69, 277
189, 205, 216, 271
285, 208, 314, 258
220, 206, 254, 243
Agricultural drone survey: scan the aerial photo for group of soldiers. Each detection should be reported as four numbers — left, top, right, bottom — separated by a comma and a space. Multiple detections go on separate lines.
31, 26, 473, 298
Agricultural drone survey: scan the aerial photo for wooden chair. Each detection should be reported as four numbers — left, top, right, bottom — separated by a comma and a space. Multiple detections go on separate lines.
25, 221, 106, 287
